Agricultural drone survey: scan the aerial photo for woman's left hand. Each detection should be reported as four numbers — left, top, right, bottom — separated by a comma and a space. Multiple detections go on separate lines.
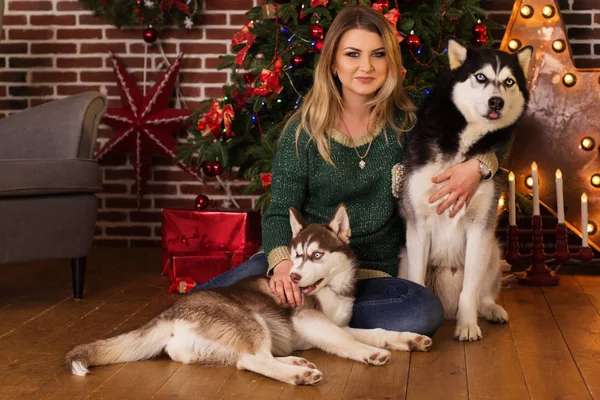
428, 159, 481, 218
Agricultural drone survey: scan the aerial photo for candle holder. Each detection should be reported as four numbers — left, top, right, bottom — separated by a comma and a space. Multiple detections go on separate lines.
506, 216, 595, 286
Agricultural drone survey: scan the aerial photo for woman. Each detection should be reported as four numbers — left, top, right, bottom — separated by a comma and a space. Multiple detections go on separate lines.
193, 6, 493, 337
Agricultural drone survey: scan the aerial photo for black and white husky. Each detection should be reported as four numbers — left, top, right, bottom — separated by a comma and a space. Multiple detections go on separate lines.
399, 39, 532, 341
66, 205, 432, 385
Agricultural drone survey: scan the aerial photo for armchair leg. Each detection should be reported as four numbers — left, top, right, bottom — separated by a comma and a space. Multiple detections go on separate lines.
71, 257, 86, 300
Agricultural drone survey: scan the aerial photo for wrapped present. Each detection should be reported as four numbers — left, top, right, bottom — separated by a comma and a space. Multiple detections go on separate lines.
161, 209, 262, 289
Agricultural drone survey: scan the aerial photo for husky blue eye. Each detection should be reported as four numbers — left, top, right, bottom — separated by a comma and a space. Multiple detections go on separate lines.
505, 78, 515, 87
313, 252, 323, 259
475, 73, 487, 82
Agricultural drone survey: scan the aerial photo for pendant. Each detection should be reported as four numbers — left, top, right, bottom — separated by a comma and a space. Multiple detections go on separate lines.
359, 160, 366, 169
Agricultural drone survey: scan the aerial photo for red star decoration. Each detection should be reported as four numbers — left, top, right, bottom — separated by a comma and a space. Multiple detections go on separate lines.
96, 51, 200, 207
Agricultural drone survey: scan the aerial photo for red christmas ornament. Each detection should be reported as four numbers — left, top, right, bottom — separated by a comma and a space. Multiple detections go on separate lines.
202, 161, 216, 177
406, 34, 421, 52
472, 22, 487, 37
95, 51, 196, 207
260, 172, 272, 189
298, 9, 310, 23
194, 194, 210, 210
313, 38, 325, 53
243, 72, 255, 84
472, 35, 488, 47
373, 0, 389, 9
309, 23, 324, 39
212, 161, 224, 176
143, 26, 158, 44
291, 54, 305, 68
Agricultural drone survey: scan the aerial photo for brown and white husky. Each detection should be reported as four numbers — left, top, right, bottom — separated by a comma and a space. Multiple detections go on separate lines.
66, 204, 432, 385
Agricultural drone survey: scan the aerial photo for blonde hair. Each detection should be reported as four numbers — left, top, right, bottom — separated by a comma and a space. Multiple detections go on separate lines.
285, 5, 417, 166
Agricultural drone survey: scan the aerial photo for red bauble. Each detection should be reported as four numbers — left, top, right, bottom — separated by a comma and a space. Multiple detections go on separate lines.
212, 161, 224, 176
291, 54, 305, 68
309, 23, 324, 39
202, 161, 224, 177
143, 26, 158, 44
472, 35, 488, 47
313, 38, 325, 53
243, 72, 255, 84
406, 34, 421, 52
298, 9, 310, 23
373, 0, 389, 9
194, 194, 210, 210
472, 22, 487, 37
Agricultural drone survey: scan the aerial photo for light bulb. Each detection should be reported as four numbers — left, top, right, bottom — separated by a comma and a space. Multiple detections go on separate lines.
552, 40, 565, 53
587, 221, 597, 235
542, 5, 555, 18
581, 137, 595, 151
508, 39, 522, 52
526, 176, 533, 188
562, 73, 576, 87
520, 5, 534, 18
591, 174, 600, 188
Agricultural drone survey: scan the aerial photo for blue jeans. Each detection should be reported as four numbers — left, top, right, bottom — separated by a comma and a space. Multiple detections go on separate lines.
192, 253, 444, 337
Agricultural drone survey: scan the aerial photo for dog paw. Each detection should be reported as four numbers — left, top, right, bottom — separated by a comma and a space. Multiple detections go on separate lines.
363, 349, 391, 365
293, 368, 323, 385
278, 356, 318, 370
482, 304, 509, 324
454, 322, 482, 341
408, 334, 433, 352
386, 332, 432, 352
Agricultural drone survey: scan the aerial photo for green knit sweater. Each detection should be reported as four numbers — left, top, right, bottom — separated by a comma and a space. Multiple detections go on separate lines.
262, 108, 510, 277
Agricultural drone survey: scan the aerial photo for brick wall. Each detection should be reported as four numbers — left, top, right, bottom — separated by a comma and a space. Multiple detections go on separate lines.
1, 0, 598, 247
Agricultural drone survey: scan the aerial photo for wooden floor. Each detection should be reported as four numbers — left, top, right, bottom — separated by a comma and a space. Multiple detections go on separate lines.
1, 247, 599, 400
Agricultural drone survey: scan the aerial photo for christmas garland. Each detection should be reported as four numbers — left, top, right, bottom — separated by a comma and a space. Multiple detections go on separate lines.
78, 0, 199, 30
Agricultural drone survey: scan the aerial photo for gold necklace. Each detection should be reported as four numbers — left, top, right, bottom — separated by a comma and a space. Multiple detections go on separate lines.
341, 117, 373, 169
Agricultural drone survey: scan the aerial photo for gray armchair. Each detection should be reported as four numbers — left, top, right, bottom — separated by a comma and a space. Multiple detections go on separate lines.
0, 92, 107, 299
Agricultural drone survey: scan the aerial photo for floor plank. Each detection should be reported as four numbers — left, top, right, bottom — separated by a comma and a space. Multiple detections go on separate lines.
464, 292, 529, 400
151, 364, 236, 400
342, 352, 410, 400
406, 321, 468, 400
542, 275, 600, 399
575, 275, 600, 316
502, 283, 593, 400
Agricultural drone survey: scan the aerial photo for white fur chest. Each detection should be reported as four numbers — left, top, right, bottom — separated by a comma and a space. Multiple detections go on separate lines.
315, 288, 353, 327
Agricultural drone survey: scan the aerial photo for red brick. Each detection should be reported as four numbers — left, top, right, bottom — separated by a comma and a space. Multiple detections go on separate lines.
31, 43, 76, 54
181, 72, 227, 84
0, 71, 27, 83
105, 225, 153, 237
595, 44, 600, 55
205, 87, 225, 98
9, 57, 53, 68
9, 1, 52, 11
56, 1, 85, 11
106, 56, 146, 69
154, 170, 200, 182
3, 16, 28, 25
31, 71, 77, 83
81, 43, 126, 54
485, 12, 510, 25
131, 240, 161, 248
180, 43, 227, 55
479, 0, 513, 12
573, 58, 600, 68
180, 57, 202, 70
30, 15, 76, 26
0, 43, 28, 54
105, 170, 136, 180
9, 29, 54, 40
154, 198, 195, 209
180, 184, 223, 195
570, 43, 591, 56
130, 211, 162, 223
0, 87, 5, 97
105, 29, 145, 40
57, 85, 102, 95
595, 14, 600, 25
97, 211, 127, 222
105, 197, 152, 208
131, 184, 177, 195
161, 29, 204, 41
198, 13, 227, 25
57, 57, 103, 68
103, 183, 128, 194
0, 100, 28, 110
205, 28, 239, 41
57, 29, 103, 40
9, 86, 54, 97
205, 57, 226, 69
572, 0, 600, 10
154, 227, 162, 237
81, 71, 118, 83
568, 28, 600, 40
78, 15, 108, 25
94, 225, 103, 236
205, 0, 253, 11
179, 86, 202, 98
562, 13, 592, 25
130, 42, 178, 55
93, 238, 129, 247
230, 14, 250, 26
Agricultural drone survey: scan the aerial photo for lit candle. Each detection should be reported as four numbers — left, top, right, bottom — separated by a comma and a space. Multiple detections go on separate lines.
555, 169, 564, 224
508, 171, 516, 225
532, 162, 540, 215
582, 193, 588, 247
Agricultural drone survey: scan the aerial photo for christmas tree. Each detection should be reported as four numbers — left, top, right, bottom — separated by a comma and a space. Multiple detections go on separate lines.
177, 0, 499, 212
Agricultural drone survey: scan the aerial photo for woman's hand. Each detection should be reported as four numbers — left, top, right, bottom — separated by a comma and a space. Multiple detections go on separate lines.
428, 159, 481, 218
269, 259, 302, 308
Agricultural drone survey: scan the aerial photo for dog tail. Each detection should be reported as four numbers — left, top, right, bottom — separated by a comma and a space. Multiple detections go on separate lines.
66, 319, 171, 376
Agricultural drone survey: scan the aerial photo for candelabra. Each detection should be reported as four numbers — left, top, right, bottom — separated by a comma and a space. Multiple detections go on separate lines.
505, 217, 595, 286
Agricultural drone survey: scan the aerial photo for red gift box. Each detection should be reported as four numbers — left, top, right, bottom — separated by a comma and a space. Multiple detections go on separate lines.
161, 209, 262, 291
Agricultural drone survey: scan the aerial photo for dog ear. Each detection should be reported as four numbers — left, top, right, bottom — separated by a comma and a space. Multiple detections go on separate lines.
516, 46, 533, 77
328, 204, 351, 243
289, 207, 306, 238
447, 38, 467, 70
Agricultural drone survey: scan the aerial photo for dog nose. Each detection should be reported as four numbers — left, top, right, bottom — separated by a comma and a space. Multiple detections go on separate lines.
488, 97, 504, 111
290, 273, 302, 284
